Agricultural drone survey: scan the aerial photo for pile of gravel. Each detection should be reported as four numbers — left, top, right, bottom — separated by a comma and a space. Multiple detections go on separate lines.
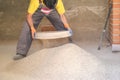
0, 43, 105, 80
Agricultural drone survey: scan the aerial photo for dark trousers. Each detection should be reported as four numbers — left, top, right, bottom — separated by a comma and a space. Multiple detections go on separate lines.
16, 7, 67, 56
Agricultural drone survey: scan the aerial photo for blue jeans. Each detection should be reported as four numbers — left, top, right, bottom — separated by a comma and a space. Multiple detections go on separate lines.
16, 6, 67, 56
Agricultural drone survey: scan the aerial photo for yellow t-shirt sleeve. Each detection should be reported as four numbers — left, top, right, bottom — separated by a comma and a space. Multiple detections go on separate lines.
56, 0, 65, 15
27, 0, 39, 14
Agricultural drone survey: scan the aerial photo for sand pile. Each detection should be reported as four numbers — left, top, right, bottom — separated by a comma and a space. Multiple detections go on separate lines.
0, 43, 106, 80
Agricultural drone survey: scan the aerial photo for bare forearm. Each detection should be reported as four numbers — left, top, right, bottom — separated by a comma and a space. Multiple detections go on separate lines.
26, 13, 34, 30
60, 14, 70, 29
26, 13, 36, 38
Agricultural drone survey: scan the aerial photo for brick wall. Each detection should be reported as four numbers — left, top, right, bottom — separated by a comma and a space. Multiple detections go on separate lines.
110, 0, 120, 51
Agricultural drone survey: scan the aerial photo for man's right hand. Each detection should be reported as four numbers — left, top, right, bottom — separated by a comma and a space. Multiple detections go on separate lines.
31, 27, 36, 39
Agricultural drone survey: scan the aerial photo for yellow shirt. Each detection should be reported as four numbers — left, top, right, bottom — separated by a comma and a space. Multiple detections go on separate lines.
28, 0, 65, 15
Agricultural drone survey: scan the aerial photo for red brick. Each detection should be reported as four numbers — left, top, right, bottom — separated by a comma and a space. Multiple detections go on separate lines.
111, 20, 120, 24
112, 35, 120, 40
112, 9, 120, 15
112, 4, 120, 8
110, 14, 120, 19
109, 0, 120, 45
110, 23, 120, 29
40, 25, 56, 31
112, 30, 120, 34
112, 40, 120, 44
112, 25, 120, 29
111, 38, 120, 45
113, 0, 120, 3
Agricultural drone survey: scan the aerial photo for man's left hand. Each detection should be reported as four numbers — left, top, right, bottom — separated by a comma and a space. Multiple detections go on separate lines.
68, 28, 73, 36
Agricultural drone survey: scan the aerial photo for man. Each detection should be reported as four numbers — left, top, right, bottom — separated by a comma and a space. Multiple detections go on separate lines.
13, 0, 72, 60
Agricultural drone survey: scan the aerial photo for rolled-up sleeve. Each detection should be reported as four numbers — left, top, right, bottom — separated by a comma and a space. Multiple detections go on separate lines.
27, 0, 39, 14
56, 0, 65, 15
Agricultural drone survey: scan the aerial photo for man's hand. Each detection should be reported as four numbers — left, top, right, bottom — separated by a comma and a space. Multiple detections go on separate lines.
31, 27, 36, 39
68, 28, 73, 36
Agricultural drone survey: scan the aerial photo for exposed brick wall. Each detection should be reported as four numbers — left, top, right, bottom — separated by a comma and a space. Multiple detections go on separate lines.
40, 25, 56, 31
110, 0, 120, 45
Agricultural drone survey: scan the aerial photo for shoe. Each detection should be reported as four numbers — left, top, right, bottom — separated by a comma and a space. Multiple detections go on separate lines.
13, 54, 25, 60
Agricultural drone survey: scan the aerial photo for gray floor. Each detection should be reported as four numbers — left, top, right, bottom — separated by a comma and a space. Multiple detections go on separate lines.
0, 39, 120, 80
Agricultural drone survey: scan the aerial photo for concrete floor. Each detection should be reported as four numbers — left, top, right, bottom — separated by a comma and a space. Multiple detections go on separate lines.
0, 39, 120, 80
